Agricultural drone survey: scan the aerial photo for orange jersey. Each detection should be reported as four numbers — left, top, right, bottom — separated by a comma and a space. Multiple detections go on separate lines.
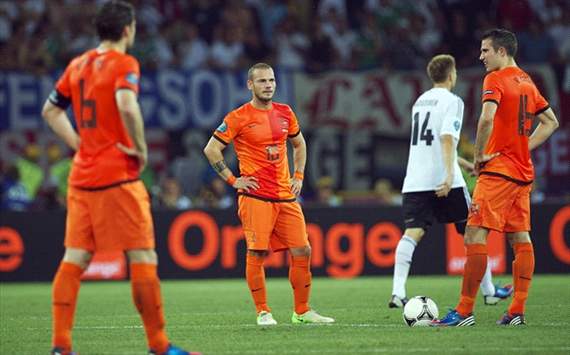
213, 102, 301, 201
480, 66, 549, 182
50, 49, 141, 188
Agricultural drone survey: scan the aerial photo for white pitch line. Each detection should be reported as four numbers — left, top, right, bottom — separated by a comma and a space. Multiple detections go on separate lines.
24, 322, 570, 331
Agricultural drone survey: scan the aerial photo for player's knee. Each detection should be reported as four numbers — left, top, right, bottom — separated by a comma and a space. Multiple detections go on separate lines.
127, 249, 157, 264
247, 249, 269, 258
404, 228, 425, 243
290, 245, 311, 257
63, 248, 93, 269
464, 226, 488, 244
507, 232, 531, 245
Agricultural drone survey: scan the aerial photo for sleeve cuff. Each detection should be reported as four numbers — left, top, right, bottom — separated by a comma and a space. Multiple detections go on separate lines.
482, 99, 499, 106
535, 105, 550, 116
213, 134, 229, 145
288, 129, 301, 138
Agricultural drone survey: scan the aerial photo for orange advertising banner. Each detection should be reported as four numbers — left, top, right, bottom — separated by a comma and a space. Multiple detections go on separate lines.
446, 224, 507, 275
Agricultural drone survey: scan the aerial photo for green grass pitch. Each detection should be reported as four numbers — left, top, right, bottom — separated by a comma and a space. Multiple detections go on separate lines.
1, 275, 569, 354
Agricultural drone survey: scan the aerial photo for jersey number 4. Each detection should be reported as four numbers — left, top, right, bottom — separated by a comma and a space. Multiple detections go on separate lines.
412, 112, 434, 146
79, 79, 97, 128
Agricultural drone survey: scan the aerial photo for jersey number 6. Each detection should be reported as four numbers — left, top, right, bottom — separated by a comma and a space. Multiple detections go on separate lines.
79, 79, 97, 128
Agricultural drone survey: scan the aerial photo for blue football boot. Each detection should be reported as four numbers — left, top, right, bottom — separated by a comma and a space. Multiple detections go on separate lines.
497, 312, 526, 326
484, 284, 514, 305
148, 344, 201, 355
430, 309, 475, 327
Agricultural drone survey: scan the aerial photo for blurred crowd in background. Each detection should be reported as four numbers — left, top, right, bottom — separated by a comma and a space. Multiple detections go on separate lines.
1, 0, 569, 211
1, 0, 569, 74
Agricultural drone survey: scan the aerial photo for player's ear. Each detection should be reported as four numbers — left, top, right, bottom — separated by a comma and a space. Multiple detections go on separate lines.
498, 46, 506, 57
247, 79, 253, 90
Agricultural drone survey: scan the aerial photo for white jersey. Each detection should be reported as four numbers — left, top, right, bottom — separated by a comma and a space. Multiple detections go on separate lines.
402, 88, 467, 193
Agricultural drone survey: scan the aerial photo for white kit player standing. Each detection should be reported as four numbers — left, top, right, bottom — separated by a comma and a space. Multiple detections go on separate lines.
388, 54, 513, 308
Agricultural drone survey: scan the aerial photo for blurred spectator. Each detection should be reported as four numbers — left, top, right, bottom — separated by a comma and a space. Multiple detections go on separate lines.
306, 19, 336, 72
150, 24, 175, 68
353, 11, 384, 70
384, 26, 422, 70
178, 24, 209, 70
243, 30, 271, 64
1, 164, 31, 211
323, 13, 358, 69
156, 176, 192, 210
496, 0, 533, 31
46, 143, 71, 207
186, 0, 221, 43
518, 20, 556, 64
317, 0, 347, 19
373, 178, 401, 206
210, 26, 245, 70
15, 144, 44, 200
274, 16, 309, 69
257, 0, 288, 43
198, 177, 234, 209
314, 176, 342, 207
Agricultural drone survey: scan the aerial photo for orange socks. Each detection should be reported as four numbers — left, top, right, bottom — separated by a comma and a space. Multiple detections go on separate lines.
246, 254, 269, 313
130, 263, 169, 354
52, 262, 83, 351
289, 255, 311, 315
508, 242, 534, 315
456, 244, 487, 317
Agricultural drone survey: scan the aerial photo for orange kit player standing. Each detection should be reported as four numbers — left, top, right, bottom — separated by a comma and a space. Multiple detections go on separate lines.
203, 63, 334, 326
41, 1, 199, 354
433, 29, 559, 327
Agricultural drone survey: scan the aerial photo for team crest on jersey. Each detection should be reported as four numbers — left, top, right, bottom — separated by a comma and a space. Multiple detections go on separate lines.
126, 72, 139, 85
454, 121, 460, 131
483, 90, 494, 95
217, 121, 227, 132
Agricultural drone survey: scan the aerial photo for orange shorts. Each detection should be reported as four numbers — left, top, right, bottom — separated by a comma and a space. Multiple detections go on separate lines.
467, 174, 532, 232
237, 194, 309, 251
65, 180, 154, 252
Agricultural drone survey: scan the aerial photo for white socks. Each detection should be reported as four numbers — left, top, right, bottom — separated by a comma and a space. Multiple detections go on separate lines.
392, 237, 495, 298
392, 235, 417, 298
479, 256, 496, 296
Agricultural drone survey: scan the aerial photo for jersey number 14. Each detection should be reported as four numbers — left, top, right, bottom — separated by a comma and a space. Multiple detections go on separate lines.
412, 112, 434, 146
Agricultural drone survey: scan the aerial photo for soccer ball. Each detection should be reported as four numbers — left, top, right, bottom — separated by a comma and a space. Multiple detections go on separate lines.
402, 296, 439, 327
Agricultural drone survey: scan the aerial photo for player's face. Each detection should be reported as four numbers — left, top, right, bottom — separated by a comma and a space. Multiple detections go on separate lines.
479, 39, 500, 72
248, 68, 276, 103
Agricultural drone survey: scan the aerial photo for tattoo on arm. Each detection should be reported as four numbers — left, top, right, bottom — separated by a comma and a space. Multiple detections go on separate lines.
212, 160, 228, 174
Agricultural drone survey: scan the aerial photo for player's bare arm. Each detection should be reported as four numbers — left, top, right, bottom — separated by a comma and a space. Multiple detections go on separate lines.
436, 134, 454, 197
41, 101, 80, 151
529, 108, 559, 151
474, 101, 500, 174
289, 132, 306, 196
458, 156, 475, 176
203, 137, 259, 192
115, 89, 147, 172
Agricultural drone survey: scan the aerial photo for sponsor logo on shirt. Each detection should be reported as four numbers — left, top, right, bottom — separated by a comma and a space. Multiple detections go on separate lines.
483, 90, 494, 95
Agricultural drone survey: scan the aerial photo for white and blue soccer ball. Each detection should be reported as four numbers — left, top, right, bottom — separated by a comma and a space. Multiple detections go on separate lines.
403, 296, 439, 327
